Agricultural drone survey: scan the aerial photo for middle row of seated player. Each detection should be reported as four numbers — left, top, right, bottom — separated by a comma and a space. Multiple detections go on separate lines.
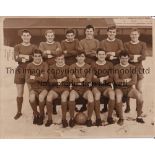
26, 49, 144, 128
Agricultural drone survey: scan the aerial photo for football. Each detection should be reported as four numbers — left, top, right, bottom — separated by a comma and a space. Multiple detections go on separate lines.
74, 112, 87, 125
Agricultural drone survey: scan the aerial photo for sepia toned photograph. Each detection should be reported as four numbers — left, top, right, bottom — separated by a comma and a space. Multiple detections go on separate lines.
0, 16, 154, 138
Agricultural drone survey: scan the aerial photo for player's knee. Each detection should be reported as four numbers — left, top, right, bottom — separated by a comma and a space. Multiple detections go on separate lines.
69, 91, 76, 101
39, 94, 45, 103
115, 91, 122, 101
94, 92, 101, 101
46, 94, 53, 103
116, 94, 122, 103
29, 94, 36, 103
61, 91, 69, 100
109, 91, 115, 100
87, 92, 94, 103
61, 95, 68, 103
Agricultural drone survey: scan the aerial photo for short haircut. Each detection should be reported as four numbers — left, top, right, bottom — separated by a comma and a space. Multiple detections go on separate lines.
85, 24, 94, 31
45, 29, 55, 36
66, 29, 75, 35
21, 29, 31, 35
96, 48, 106, 54
130, 28, 140, 34
107, 25, 116, 31
76, 50, 86, 57
56, 53, 65, 58
119, 50, 129, 58
32, 49, 42, 56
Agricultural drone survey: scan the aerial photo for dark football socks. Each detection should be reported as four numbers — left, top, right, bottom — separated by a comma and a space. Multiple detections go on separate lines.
94, 100, 101, 119
108, 100, 115, 118
14, 97, 23, 120
46, 101, 53, 121
61, 102, 67, 120
68, 101, 75, 119
87, 102, 94, 120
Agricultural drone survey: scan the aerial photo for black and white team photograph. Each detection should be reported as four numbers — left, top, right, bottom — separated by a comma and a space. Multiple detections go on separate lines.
0, 17, 154, 138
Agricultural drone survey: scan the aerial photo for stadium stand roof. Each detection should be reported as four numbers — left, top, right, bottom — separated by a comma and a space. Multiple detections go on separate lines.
3, 18, 115, 29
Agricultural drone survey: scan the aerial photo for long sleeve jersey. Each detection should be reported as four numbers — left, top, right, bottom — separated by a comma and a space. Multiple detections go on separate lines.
61, 39, 79, 58
39, 41, 62, 65
124, 41, 147, 65
113, 64, 137, 88
92, 61, 113, 87
14, 43, 37, 66
26, 61, 48, 90
48, 64, 69, 88
78, 38, 99, 56
69, 63, 92, 88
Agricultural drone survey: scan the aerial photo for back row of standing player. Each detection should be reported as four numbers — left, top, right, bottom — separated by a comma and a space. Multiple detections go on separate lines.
13, 25, 146, 127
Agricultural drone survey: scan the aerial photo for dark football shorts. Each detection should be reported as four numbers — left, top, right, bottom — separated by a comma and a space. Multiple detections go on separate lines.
119, 87, 132, 98
51, 87, 69, 96
30, 89, 48, 104
73, 87, 90, 96
14, 65, 27, 84
94, 86, 112, 94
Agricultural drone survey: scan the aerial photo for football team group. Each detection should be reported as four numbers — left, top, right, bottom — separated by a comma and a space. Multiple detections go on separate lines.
13, 24, 147, 128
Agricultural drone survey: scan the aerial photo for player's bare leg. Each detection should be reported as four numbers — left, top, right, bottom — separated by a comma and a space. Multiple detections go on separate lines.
125, 79, 143, 114
115, 89, 124, 126
45, 90, 58, 127
61, 90, 70, 128
14, 84, 24, 120
68, 90, 79, 128
103, 88, 115, 124
128, 88, 144, 123
83, 90, 95, 127
92, 88, 102, 126
38, 90, 48, 125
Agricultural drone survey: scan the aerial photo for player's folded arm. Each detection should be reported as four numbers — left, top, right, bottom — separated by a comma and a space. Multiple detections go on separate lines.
114, 73, 124, 85
25, 74, 36, 84
35, 73, 48, 82
105, 76, 113, 84
138, 55, 146, 62
92, 76, 100, 83
129, 54, 134, 61
25, 76, 36, 84
138, 44, 147, 62
126, 74, 137, 87
14, 47, 23, 63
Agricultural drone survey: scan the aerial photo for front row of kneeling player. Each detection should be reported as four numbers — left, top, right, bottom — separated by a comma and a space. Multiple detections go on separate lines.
26, 48, 144, 127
